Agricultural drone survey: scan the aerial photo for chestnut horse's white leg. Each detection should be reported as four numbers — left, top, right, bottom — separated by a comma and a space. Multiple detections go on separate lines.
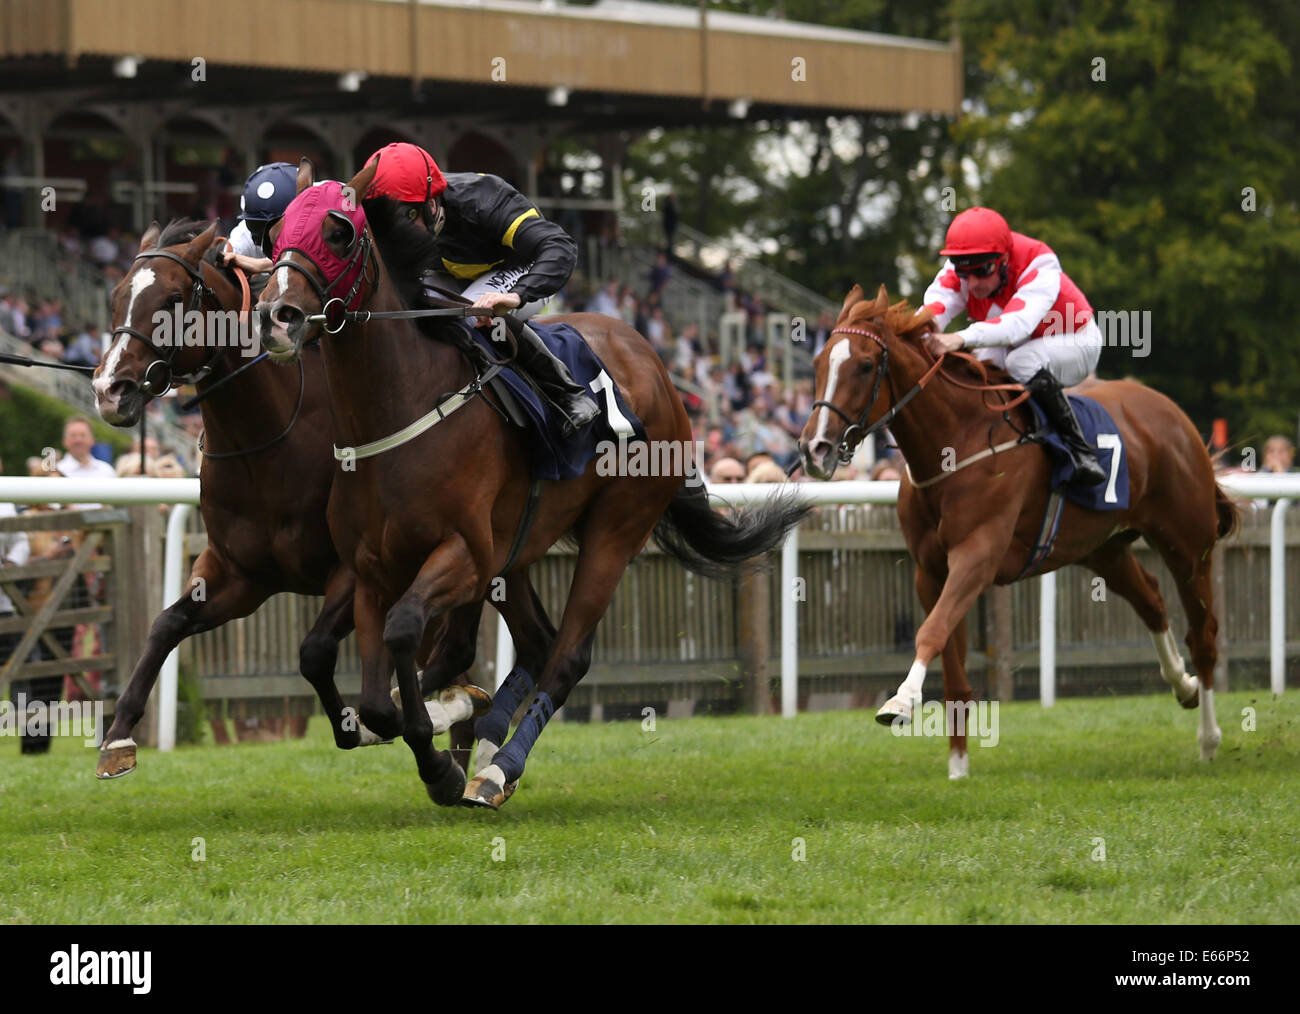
1152, 628, 1199, 706
876, 659, 928, 725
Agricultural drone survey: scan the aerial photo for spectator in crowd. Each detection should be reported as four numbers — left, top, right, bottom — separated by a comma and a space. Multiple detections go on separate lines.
1262, 435, 1295, 473
588, 280, 620, 318
617, 283, 638, 325
0, 291, 30, 338
746, 460, 786, 484
715, 260, 736, 298
870, 458, 903, 482
709, 457, 746, 484
649, 249, 671, 296
89, 229, 120, 267
662, 192, 678, 253
811, 310, 835, 357
63, 322, 101, 368
57, 416, 117, 510
746, 451, 775, 475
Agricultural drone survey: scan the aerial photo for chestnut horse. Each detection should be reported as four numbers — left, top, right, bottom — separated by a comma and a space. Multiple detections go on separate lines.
90, 219, 488, 778
799, 285, 1239, 778
255, 159, 809, 808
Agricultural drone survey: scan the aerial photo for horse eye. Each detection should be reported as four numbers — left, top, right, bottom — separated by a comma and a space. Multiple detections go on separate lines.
406, 207, 419, 220
858, 360, 875, 374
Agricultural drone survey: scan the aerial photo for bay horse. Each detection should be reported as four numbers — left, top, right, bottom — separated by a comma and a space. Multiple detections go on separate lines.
798, 285, 1239, 778
255, 159, 809, 808
90, 219, 489, 778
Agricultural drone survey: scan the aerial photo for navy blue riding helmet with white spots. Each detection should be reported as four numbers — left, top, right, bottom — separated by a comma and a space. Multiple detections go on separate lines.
239, 162, 298, 255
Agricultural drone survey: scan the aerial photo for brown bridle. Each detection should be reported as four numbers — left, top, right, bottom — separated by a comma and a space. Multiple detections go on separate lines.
811, 324, 1031, 466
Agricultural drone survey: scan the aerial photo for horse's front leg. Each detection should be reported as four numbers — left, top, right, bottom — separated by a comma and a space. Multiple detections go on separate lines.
877, 531, 1005, 738
97, 549, 269, 778
385, 535, 485, 807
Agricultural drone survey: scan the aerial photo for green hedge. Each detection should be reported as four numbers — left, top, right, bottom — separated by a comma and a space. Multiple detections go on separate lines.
0, 379, 132, 476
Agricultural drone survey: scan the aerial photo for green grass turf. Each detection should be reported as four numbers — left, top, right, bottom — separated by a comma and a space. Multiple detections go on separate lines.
1, 690, 1297, 924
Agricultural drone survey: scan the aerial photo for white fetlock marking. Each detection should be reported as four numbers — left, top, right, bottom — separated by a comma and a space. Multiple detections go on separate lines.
474, 740, 499, 776
1151, 629, 1196, 701
1198, 685, 1220, 759
438, 687, 473, 725
424, 701, 450, 735
948, 750, 970, 780
899, 659, 928, 703
478, 763, 507, 788
104, 738, 136, 751
879, 659, 927, 722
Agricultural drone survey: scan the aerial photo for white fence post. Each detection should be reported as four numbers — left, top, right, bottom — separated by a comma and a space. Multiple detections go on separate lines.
781, 526, 799, 719
1040, 572, 1056, 708
158, 502, 192, 752
1271, 498, 1289, 695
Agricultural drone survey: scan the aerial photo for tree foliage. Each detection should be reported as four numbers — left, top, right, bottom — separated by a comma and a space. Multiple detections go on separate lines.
621, 0, 1299, 437
955, 0, 1300, 438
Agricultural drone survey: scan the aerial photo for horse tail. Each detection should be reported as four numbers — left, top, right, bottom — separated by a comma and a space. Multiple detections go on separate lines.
1215, 481, 1242, 540
652, 481, 812, 581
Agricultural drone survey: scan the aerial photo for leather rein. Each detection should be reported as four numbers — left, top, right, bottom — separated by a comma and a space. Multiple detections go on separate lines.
811, 325, 1034, 471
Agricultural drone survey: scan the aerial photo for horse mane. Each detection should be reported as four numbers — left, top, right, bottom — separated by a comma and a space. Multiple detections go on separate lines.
362, 195, 465, 343
152, 218, 240, 289
852, 288, 1019, 389
362, 196, 436, 307
157, 218, 209, 248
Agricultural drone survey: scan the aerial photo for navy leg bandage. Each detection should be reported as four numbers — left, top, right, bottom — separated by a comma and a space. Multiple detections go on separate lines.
474, 667, 534, 746
493, 692, 554, 783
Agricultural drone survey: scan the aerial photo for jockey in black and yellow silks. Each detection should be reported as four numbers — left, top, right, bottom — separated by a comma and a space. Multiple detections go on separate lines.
362, 142, 599, 437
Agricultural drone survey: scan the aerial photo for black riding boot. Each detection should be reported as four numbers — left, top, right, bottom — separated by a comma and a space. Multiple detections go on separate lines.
1025, 367, 1107, 486
512, 322, 600, 437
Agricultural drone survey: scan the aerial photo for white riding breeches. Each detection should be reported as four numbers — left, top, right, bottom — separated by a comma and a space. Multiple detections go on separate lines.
972, 317, 1103, 386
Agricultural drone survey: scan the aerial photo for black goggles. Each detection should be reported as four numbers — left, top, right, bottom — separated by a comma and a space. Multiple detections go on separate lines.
952, 255, 1002, 278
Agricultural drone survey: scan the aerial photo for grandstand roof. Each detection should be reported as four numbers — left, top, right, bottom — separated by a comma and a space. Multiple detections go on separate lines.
0, 0, 962, 124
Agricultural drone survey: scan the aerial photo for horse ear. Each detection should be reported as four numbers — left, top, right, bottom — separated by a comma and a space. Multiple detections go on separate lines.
182, 221, 220, 264
345, 158, 379, 211
837, 284, 865, 323
296, 157, 315, 193
138, 222, 161, 252
870, 284, 890, 316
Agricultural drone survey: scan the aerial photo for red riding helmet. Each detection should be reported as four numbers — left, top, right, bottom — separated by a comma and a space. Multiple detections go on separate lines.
940, 207, 1012, 258
363, 142, 447, 203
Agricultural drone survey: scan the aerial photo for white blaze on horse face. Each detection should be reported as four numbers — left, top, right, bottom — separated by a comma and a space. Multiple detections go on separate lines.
813, 336, 853, 454
276, 265, 290, 302
94, 266, 156, 400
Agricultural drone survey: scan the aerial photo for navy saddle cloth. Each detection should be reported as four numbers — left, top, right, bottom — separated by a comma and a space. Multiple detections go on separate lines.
468, 321, 647, 481
1025, 394, 1129, 510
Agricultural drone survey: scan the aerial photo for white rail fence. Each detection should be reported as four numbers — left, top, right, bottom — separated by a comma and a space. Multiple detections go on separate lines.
0, 473, 1294, 748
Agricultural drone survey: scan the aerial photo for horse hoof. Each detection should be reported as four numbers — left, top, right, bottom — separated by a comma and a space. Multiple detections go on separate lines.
1175, 677, 1199, 710
435, 685, 493, 727
875, 695, 913, 727
95, 740, 137, 779
461, 768, 519, 810
356, 723, 394, 747
425, 760, 468, 807
456, 684, 494, 719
